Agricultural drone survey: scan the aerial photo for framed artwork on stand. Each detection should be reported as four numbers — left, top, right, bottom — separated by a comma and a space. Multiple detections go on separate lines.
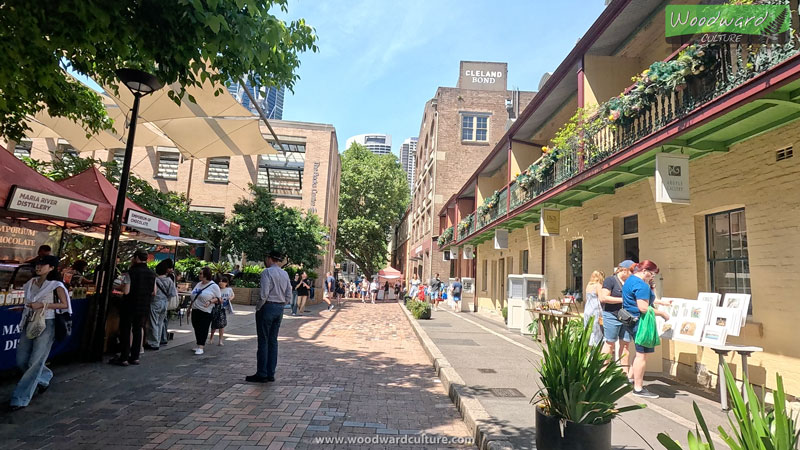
688, 301, 712, 325
655, 305, 676, 339
674, 318, 705, 343
701, 325, 728, 345
722, 293, 751, 327
697, 292, 722, 307
710, 306, 742, 337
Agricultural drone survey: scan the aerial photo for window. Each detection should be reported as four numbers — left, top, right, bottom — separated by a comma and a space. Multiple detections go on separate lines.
205, 157, 230, 183
521, 250, 529, 274
57, 140, 78, 158
481, 259, 488, 291
271, 142, 307, 153
258, 165, 302, 197
622, 215, 639, 262
13, 139, 32, 159
109, 149, 126, 167
156, 148, 180, 179
568, 240, 583, 293
706, 209, 751, 312
461, 114, 489, 142
449, 259, 456, 279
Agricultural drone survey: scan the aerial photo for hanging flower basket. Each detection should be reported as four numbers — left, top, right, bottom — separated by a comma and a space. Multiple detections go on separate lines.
437, 226, 454, 247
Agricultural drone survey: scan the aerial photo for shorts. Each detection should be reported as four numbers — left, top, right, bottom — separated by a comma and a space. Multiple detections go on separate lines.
602, 310, 632, 343
371, 290, 378, 293
453, 295, 461, 301
629, 320, 654, 354
361, 290, 367, 296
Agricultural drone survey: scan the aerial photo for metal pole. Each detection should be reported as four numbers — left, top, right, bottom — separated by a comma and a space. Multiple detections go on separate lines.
92, 92, 142, 360
238, 78, 284, 150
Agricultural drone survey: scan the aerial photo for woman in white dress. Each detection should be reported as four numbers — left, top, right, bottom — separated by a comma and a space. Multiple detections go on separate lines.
408, 274, 421, 300
10, 255, 71, 410
584, 270, 605, 346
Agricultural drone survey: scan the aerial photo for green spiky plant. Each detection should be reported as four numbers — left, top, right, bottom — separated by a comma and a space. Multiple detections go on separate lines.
533, 317, 643, 424
657, 362, 800, 450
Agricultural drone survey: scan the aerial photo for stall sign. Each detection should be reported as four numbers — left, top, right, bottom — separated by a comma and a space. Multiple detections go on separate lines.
6, 186, 97, 222
0, 218, 62, 262
125, 210, 172, 234
494, 229, 509, 249
540, 208, 561, 236
463, 245, 475, 259
655, 153, 690, 204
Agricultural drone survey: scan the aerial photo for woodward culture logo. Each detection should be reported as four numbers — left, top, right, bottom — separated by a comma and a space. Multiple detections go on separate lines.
666, 4, 791, 37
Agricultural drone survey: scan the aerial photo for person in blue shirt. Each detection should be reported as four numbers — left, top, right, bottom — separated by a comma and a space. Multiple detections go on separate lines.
622, 260, 671, 399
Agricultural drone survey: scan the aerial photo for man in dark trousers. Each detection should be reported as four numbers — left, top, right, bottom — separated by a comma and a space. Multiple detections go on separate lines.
111, 250, 156, 366
246, 250, 292, 383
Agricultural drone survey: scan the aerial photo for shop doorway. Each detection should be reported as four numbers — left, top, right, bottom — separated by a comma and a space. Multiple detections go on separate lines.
498, 258, 506, 309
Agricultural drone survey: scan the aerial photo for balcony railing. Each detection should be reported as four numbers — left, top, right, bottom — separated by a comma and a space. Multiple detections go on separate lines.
461, 40, 799, 243
475, 186, 507, 232
456, 212, 475, 241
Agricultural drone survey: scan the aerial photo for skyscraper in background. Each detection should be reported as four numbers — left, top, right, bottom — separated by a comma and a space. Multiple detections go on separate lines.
399, 137, 417, 192
346, 134, 392, 156
227, 80, 285, 119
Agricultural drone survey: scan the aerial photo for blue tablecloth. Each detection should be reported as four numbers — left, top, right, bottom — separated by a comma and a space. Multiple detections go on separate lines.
0, 297, 88, 371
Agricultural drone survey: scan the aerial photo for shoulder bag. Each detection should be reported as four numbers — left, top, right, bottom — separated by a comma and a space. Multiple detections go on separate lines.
158, 278, 180, 311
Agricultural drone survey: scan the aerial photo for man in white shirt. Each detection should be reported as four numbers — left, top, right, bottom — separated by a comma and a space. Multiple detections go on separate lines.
246, 250, 291, 383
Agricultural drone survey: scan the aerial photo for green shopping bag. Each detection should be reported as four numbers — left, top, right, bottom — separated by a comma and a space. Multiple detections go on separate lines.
635, 307, 660, 348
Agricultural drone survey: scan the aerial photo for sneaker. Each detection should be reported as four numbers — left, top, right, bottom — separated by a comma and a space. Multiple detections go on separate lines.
291, 312, 297, 316
245, 374, 268, 383
194, 348, 204, 355
628, 378, 634, 385
632, 387, 659, 399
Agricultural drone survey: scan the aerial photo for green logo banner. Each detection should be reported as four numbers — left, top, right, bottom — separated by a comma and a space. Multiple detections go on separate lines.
665, 4, 790, 37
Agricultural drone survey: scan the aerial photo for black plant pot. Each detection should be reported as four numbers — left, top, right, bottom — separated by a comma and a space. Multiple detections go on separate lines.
535, 405, 611, 450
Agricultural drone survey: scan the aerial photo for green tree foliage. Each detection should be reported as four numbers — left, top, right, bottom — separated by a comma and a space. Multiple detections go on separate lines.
0, 0, 318, 142
337, 143, 409, 279
225, 185, 327, 269
22, 154, 223, 246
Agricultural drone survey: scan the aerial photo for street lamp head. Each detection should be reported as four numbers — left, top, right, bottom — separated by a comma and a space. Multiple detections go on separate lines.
116, 68, 163, 95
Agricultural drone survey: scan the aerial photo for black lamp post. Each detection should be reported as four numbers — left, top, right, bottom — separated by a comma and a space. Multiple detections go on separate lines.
91, 68, 163, 360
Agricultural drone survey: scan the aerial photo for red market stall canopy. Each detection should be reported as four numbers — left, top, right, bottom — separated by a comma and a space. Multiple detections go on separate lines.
57, 167, 181, 237
378, 267, 403, 280
0, 146, 111, 225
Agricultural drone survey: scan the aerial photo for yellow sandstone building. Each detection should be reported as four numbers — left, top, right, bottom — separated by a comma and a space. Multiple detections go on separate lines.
432, 1, 800, 398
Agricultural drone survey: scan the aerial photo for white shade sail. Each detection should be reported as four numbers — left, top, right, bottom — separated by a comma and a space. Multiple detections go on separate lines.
26, 110, 125, 152
104, 77, 252, 121
151, 117, 274, 158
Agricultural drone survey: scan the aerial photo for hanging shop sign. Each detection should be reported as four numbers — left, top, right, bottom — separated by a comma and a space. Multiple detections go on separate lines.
5, 186, 97, 222
494, 229, 509, 249
463, 245, 475, 260
655, 153, 690, 204
0, 218, 62, 262
125, 210, 172, 234
540, 208, 561, 236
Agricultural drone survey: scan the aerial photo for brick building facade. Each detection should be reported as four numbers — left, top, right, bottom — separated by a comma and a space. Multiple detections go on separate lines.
405, 62, 534, 285
8, 119, 340, 289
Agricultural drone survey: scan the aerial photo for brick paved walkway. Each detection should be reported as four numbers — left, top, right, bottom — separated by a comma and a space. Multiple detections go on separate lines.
0, 302, 474, 449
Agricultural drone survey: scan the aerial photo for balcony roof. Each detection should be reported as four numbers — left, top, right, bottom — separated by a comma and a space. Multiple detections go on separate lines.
444, 0, 665, 210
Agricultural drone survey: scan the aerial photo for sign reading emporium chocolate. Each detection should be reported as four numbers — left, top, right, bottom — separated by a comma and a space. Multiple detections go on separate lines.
6, 186, 98, 222
457, 61, 508, 91
125, 209, 172, 234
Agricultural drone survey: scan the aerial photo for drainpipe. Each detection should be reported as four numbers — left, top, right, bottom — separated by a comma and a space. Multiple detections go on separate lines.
428, 109, 439, 283
541, 235, 546, 297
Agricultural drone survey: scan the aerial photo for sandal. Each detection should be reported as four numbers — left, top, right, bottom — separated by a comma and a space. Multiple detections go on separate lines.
109, 358, 129, 367
128, 360, 140, 365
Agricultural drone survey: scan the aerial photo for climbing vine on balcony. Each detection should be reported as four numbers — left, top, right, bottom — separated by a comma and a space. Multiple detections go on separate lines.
437, 226, 454, 247
458, 214, 473, 235
476, 190, 500, 217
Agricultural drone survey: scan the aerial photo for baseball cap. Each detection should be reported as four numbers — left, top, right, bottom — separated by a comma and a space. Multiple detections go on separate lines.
617, 260, 635, 269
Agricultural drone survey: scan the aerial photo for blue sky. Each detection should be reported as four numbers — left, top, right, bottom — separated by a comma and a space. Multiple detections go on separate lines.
279, 0, 608, 155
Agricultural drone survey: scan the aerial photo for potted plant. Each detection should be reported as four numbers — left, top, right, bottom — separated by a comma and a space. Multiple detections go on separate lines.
657, 362, 799, 450
534, 318, 642, 449
407, 299, 431, 319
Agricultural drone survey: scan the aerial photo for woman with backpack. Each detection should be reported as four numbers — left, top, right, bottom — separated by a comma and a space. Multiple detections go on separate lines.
9, 255, 71, 411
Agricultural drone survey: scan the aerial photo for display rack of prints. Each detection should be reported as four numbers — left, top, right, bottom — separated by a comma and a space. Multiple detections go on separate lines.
701, 325, 728, 345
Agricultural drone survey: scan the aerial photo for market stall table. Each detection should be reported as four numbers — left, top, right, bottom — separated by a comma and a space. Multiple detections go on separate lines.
704, 344, 763, 411
526, 309, 582, 340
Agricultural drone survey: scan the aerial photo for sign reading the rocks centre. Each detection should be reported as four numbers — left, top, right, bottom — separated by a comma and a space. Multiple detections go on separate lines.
458, 61, 508, 91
